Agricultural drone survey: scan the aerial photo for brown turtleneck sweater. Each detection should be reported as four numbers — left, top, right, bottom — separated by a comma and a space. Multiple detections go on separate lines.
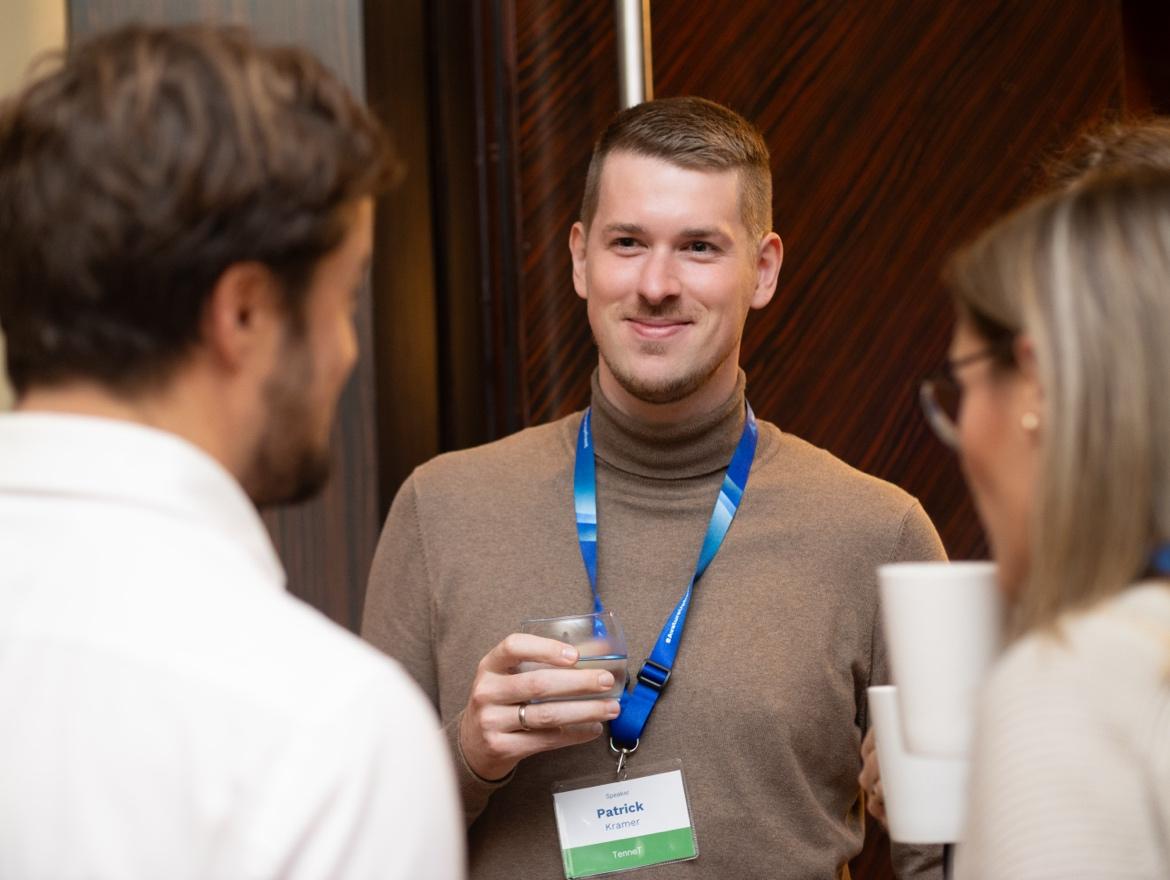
364, 372, 944, 880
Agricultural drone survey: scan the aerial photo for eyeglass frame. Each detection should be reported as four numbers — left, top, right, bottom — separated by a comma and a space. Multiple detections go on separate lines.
919, 336, 1017, 450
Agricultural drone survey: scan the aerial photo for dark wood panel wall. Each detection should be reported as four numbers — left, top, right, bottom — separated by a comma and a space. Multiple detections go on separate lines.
512, 3, 618, 424
69, 0, 379, 632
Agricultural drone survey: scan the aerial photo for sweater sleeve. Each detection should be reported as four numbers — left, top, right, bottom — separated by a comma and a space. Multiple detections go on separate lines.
876, 501, 948, 880
362, 475, 438, 704
867, 501, 947, 714
361, 473, 512, 827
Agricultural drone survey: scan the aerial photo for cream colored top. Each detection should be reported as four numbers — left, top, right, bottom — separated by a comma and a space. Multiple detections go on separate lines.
957, 582, 1170, 879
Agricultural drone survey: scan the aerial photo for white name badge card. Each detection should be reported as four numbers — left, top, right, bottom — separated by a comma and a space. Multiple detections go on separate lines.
552, 761, 698, 878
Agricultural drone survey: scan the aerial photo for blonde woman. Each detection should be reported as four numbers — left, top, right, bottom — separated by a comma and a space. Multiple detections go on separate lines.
914, 169, 1170, 877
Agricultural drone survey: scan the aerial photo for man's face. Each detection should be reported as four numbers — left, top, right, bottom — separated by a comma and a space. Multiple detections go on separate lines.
570, 151, 779, 411
247, 199, 373, 507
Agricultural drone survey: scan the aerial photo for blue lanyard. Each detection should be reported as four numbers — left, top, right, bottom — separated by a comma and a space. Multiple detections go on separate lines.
574, 402, 759, 751
1150, 545, 1170, 575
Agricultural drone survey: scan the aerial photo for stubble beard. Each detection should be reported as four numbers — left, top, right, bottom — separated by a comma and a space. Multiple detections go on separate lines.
244, 330, 333, 508
598, 332, 737, 406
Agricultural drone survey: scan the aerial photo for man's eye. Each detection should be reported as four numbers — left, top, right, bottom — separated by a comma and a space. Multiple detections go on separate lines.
687, 241, 716, 254
613, 237, 638, 248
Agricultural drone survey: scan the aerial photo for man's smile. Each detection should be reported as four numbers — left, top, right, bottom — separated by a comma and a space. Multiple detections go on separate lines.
624, 316, 694, 339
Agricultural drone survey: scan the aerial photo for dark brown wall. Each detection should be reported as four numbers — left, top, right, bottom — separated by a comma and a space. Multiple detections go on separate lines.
363, 0, 442, 522
69, 0, 379, 632
1122, 0, 1170, 114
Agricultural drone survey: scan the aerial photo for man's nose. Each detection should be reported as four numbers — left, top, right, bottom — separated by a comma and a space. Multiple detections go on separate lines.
637, 249, 681, 304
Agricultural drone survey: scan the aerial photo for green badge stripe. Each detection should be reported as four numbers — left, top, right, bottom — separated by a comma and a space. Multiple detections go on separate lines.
562, 826, 696, 877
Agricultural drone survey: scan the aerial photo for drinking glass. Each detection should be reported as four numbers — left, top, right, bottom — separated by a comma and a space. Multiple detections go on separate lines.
518, 609, 628, 700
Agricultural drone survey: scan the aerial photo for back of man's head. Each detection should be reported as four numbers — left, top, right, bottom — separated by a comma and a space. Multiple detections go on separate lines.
0, 24, 397, 398
579, 96, 773, 239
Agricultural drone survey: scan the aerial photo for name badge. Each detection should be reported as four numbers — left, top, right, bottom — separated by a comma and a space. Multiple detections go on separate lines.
552, 761, 698, 878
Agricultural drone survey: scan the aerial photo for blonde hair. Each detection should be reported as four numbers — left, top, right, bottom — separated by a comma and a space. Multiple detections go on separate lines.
947, 170, 1170, 633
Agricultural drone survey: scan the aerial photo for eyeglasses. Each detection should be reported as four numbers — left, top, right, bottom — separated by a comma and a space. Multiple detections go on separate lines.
919, 342, 1012, 450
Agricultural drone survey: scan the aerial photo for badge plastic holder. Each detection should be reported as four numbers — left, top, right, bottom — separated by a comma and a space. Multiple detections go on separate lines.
552, 758, 698, 878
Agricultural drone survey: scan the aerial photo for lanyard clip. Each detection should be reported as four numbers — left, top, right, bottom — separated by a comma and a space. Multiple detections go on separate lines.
609, 736, 639, 777
636, 658, 672, 692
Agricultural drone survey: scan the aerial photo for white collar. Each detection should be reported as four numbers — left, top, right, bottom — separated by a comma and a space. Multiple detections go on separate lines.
0, 412, 284, 587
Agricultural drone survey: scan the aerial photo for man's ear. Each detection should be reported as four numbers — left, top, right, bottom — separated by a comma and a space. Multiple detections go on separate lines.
569, 221, 589, 301
201, 262, 284, 371
750, 232, 783, 310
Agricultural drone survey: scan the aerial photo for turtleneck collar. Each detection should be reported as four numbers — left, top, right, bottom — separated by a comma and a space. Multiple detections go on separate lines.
588, 368, 748, 480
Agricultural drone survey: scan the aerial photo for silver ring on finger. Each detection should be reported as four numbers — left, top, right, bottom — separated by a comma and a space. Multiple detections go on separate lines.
518, 702, 532, 731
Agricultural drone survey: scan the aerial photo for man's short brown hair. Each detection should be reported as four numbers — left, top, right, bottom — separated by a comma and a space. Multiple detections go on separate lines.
579, 96, 773, 239
0, 23, 398, 395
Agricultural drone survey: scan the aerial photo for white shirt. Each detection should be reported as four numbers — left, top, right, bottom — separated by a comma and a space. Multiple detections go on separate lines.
957, 582, 1170, 879
0, 414, 464, 879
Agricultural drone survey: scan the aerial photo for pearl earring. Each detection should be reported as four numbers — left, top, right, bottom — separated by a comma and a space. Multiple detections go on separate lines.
1021, 412, 1040, 432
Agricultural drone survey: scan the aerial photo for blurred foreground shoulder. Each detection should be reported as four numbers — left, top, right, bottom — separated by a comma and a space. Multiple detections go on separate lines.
245, 595, 465, 879
958, 583, 1170, 879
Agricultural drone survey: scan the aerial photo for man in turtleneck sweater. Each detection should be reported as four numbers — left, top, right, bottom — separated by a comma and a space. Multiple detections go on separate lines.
363, 97, 944, 879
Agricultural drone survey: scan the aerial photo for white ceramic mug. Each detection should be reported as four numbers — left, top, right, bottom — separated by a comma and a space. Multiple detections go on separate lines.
878, 561, 1003, 757
868, 685, 969, 843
